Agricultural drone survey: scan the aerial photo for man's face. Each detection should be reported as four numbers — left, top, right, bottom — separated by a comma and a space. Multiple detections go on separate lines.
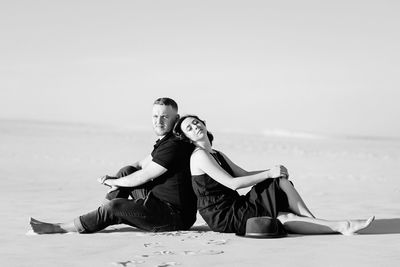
152, 104, 178, 137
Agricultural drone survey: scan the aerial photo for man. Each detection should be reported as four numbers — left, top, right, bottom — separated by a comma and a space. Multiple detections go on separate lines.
30, 97, 197, 234
100, 97, 183, 202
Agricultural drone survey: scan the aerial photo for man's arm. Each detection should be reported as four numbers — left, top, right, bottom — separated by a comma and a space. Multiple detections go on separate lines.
104, 157, 167, 188
129, 155, 152, 170
102, 137, 182, 188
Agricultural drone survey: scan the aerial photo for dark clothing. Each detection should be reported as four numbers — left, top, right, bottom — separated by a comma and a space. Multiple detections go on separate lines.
150, 132, 196, 214
75, 192, 190, 233
105, 166, 152, 200
192, 151, 290, 235
77, 132, 196, 233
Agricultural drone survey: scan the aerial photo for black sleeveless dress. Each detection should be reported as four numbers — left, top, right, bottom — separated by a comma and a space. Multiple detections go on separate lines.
192, 151, 291, 235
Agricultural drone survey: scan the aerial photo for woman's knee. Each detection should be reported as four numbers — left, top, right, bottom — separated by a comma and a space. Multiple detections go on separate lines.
279, 180, 296, 198
278, 177, 290, 187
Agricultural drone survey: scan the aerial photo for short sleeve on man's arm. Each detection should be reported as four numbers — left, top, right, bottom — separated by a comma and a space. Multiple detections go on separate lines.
152, 140, 180, 170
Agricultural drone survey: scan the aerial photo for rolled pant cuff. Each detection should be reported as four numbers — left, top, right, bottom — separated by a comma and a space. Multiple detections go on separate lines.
74, 217, 87, 233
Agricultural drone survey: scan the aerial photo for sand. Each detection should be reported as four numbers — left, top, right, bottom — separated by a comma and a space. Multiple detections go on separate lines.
1, 119, 400, 266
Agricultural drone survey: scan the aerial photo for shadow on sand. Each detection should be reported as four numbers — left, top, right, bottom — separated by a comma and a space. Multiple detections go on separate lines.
100, 224, 211, 233
359, 218, 400, 235
99, 219, 400, 235
100, 227, 146, 233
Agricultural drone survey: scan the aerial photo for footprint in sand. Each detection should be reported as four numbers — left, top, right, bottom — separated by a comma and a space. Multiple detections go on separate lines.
182, 249, 224, 255
179, 231, 208, 241
180, 234, 201, 241
113, 261, 132, 267
156, 262, 180, 267
152, 231, 184, 237
153, 250, 175, 255
135, 255, 150, 258
206, 239, 228, 245
144, 242, 163, 248
113, 260, 145, 266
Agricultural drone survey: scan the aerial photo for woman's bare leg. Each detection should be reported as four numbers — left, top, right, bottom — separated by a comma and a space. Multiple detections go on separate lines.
277, 212, 374, 235
279, 178, 316, 218
29, 217, 78, 234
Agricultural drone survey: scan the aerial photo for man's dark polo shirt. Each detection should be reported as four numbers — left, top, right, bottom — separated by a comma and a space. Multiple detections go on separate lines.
150, 132, 196, 224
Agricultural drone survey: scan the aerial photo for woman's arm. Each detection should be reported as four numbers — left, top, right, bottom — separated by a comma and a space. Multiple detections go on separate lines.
191, 150, 272, 190
217, 151, 267, 177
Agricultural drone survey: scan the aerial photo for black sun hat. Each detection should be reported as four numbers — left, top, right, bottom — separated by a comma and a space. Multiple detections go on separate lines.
236, 217, 287, 238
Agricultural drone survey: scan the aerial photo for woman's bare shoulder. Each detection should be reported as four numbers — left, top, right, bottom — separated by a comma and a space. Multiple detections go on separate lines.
190, 148, 209, 175
191, 148, 214, 165
191, 147, 208, 157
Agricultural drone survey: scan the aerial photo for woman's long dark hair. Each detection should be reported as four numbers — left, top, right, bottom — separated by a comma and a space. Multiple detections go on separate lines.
173, 115, 214, 145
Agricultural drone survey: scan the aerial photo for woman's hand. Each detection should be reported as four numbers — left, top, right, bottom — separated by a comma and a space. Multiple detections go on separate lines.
267, 165, 289, 179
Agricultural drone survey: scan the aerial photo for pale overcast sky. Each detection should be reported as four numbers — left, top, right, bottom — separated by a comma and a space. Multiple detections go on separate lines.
1, 0, 399, 138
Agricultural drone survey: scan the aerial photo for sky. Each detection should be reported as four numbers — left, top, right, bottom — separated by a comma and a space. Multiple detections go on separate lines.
1, 0, 399, 138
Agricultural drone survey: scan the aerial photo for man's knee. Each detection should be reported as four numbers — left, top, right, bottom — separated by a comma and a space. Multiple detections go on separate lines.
103, 199, 124, 213
105, 188, 129, 200
115, 165, 138, 178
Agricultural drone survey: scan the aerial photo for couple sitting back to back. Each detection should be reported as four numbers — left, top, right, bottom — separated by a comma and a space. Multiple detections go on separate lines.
30, 97, 374, 236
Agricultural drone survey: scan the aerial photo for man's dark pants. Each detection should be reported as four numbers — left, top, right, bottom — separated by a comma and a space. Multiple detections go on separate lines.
74, 166, 188, 233
105, 165, 150, 201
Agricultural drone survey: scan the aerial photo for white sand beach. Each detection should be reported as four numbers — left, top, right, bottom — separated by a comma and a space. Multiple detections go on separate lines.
1, 120, 400, 267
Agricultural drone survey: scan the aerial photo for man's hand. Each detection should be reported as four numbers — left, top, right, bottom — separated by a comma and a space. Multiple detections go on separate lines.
98, 175, 117, 187
268, 165, 289, 179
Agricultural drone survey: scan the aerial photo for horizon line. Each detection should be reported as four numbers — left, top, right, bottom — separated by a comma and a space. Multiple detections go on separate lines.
1, 117, 399, 142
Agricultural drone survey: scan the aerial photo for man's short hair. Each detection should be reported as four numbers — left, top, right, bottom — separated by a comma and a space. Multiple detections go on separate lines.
153, 97, 178, 111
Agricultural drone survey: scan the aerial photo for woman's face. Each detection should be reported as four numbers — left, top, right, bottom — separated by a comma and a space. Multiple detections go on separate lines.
180, 117, 207, 143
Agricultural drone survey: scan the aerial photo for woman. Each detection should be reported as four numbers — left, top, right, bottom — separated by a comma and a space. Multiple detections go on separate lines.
173, 115, 374, 235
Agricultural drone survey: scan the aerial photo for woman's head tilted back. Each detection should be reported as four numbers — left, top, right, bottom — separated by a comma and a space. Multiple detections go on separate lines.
173, 115, 214, 145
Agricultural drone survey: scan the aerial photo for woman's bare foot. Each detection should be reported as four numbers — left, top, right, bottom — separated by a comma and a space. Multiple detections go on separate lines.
339, 216, 375, 235
29, 217, 68, 234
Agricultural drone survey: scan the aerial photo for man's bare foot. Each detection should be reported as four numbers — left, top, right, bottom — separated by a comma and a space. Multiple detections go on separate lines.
339, 216, 375, 235
29, 217, 67, 234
